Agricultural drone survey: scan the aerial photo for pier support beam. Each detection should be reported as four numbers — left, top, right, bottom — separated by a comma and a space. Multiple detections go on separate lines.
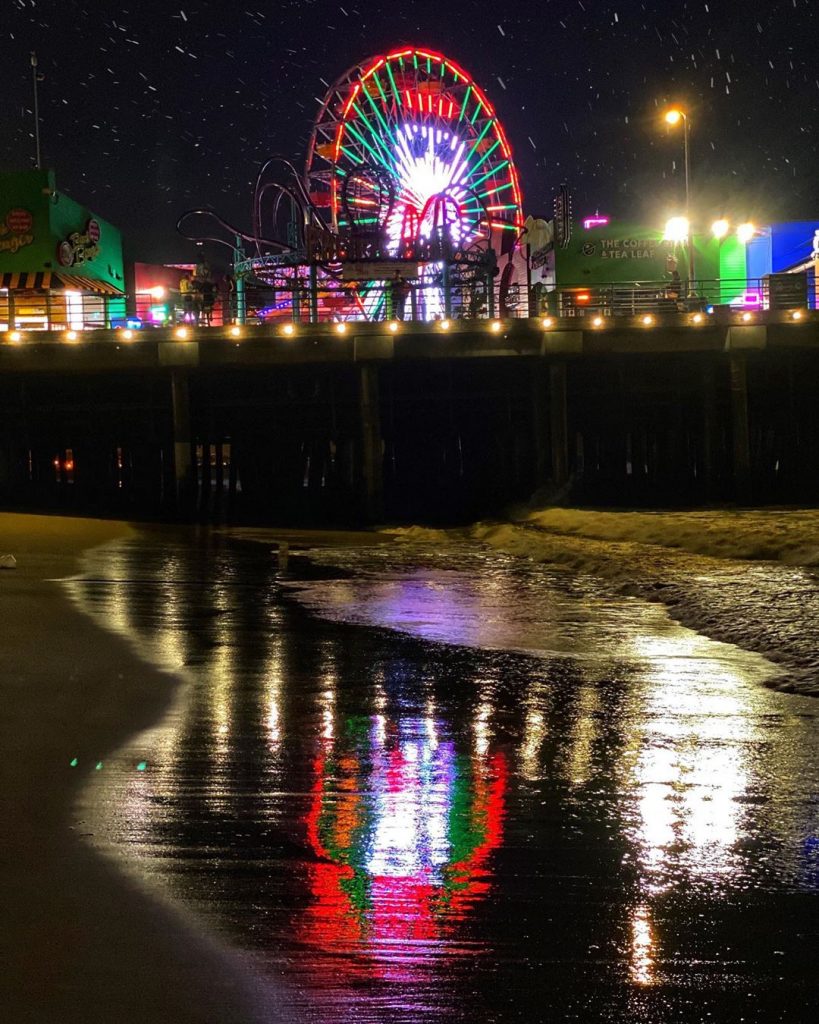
170, 370, 195, 515
729, 353, 752, 503
359, 364, 384, 522
701, 361, 717, 497
308, 263, 319, 324
549, 361, 570, 487
531, 365, 549, 486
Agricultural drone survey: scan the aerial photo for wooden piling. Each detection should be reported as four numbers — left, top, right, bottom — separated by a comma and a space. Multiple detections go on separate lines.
170, 370, 195, 514
358, 363, 384, 522
729, 353, 752, 503
549, 361, 569, 486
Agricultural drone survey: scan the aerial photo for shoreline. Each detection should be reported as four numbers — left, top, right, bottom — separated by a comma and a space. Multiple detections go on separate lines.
0, 513, 288, 1023
4, 508, 816, 1019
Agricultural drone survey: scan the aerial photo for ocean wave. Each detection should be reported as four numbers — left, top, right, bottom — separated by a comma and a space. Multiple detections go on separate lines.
472, 516, 819, 697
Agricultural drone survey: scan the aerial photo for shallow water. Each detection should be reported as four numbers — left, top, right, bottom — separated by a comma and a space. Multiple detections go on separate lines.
69, 533, 819, 1023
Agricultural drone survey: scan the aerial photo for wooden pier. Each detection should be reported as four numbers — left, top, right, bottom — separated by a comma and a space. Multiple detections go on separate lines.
1, 311, 818, 522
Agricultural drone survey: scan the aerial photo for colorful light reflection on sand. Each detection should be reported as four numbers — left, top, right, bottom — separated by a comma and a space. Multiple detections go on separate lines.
301, 715, 507, 978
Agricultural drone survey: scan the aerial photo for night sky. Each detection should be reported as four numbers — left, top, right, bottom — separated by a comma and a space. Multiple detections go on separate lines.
2, 0, 817, 263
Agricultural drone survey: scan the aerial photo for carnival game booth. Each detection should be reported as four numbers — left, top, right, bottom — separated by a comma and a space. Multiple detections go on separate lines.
0, 169, 125, 333
131, 262, 227, 327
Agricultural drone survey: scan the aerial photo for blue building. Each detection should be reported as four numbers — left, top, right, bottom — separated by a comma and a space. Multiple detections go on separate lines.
747, 221, 819, 306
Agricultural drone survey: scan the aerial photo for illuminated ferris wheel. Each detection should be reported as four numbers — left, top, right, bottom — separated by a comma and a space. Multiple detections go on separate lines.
305, 48, 524, 316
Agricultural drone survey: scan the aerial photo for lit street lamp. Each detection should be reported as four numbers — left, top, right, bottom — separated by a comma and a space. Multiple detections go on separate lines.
664, 108, 694, 289
711, 219, 730, 240
664, 216, 690, 244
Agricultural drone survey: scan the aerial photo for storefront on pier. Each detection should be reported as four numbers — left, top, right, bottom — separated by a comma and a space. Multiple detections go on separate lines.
550, 217, 731, 314
0, 169, 125, 332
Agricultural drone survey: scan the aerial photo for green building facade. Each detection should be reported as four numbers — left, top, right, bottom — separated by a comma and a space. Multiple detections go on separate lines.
0, 169, 124, 331
552, 219, 747, 307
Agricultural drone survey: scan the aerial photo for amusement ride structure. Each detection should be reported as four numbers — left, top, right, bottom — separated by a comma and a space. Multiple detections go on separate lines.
178, 47, 526, 323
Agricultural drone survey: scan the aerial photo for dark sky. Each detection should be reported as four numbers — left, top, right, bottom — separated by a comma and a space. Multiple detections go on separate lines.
2, 0, 817, 263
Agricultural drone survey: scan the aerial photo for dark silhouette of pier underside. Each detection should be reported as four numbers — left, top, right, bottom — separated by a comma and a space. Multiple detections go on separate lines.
1, 312, 818, 523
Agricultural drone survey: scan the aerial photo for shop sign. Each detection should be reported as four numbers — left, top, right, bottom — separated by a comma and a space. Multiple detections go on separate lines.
57, 219, 101, 267
0, 208, 35, 254
583, 238, 672, 260
340, 261, 420, 281
769, 272, 808, 310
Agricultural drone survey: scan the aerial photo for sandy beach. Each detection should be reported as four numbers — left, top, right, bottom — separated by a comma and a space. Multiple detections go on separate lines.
0, 514, 287, 1023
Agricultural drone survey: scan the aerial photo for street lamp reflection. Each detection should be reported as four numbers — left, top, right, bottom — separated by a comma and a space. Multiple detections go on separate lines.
629, 905, 656, 986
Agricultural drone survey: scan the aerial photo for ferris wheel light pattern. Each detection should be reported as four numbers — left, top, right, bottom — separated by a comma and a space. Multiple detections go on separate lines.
386, 125, 473, 250
306, 47, 524, 319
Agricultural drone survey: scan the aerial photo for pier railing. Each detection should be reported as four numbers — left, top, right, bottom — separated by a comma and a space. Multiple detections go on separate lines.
0, 272, 812, 334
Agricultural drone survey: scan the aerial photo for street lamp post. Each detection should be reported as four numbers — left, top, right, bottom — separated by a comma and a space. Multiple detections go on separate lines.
664, 108, 695, 291
30, 51, 42, 170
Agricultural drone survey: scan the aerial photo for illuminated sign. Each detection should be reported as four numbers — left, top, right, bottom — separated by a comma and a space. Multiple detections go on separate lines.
590, 238, 673, 260
554, 184, 571, 248
57, 219, 101, 267
0, 208, 34, 254
582, 215, 610, 230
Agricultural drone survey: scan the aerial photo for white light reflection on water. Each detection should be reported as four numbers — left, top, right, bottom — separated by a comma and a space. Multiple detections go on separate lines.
620, 629, 757, 892
520, 702, 547, 781
565, 684, 602, 787
629, 904, 656, 987
472, 689, 493, 758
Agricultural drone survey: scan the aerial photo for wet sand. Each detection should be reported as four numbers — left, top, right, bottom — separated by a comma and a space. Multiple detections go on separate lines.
72, 524, 819, 1024
0, 514, 287, 1023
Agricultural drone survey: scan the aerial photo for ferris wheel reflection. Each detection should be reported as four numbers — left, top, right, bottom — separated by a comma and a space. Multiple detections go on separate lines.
299, 714, 507, 980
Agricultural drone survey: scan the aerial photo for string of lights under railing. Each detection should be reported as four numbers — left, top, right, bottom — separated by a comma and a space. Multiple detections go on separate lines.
0, 308, 813, 345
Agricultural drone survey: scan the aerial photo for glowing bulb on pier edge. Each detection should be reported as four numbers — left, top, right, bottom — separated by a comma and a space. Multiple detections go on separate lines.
334, 322, 347, 335
641, 315, 654, 327
542, 317, 554, 329
592, 316, 604, 328
229, 325, 242, 338
122, 329, 134, 340
490, 320, 502, 332
388, 321, 399, 333
8, 330, 23, 342
792, 310, 804, 321
737, 222, 756, 244
174, 327, 188, 340
711, 218, 730, 239
692, 312, 704, 324
439, 319, 451, 331
741, 311, 753, 322
64, 329, 78, 342
282, 323, 295, 336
